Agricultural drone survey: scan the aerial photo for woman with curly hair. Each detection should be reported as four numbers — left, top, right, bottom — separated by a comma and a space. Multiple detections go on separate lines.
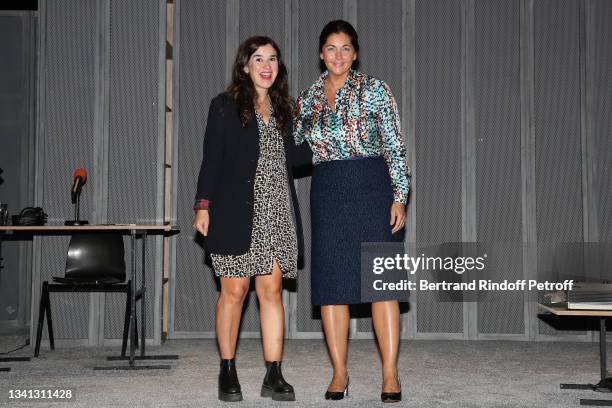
193, 36, 310, 403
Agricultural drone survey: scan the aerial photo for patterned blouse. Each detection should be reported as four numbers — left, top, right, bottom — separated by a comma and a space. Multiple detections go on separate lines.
293, 69, 411, 204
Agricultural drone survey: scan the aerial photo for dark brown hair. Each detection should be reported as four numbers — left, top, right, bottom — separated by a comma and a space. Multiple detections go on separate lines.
227, 36, 292, 133
318, 20, 360, 72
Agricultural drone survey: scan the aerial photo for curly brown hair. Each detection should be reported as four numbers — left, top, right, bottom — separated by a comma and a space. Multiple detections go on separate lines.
227, 36, 293, 134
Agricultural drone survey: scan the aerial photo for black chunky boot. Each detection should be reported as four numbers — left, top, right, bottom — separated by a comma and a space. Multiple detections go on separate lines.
218, 358, 243, 402
261, 361, 296, 401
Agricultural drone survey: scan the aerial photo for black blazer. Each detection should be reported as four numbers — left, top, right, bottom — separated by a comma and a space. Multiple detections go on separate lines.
195, 92, 312, 260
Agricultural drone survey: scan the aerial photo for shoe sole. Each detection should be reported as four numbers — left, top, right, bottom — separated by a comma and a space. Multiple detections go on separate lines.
218, 391, 243, 402
261, 385, 296, 401
381, 393, 402, 403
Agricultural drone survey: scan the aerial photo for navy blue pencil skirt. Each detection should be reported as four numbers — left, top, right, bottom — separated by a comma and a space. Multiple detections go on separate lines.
310, 156, 404, 305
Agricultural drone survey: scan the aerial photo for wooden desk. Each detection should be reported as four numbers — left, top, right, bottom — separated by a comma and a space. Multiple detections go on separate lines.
539, 303, 612, 406
0, 224, 179, 232
0, 224, 179, 370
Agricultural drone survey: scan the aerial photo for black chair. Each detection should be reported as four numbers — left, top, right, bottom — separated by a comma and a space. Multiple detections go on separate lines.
34, 233, 140, 357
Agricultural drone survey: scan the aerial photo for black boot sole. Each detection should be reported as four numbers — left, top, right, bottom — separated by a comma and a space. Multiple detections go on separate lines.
218, 390, 243, 402
261, 385, 296, 401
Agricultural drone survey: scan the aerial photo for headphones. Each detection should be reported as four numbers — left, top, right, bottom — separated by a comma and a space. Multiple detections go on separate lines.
12, 207, 48, 226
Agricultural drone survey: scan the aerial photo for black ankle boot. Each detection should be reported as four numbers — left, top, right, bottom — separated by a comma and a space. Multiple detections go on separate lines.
219, 358, 243, 402
261, 361, 296, 401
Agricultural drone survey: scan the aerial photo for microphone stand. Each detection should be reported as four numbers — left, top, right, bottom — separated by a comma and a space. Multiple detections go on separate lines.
64, 188, 88, 226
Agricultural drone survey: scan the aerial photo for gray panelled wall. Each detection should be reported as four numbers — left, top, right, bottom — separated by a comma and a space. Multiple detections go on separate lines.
171, 0, 611, 342
0, 11, 36, 326
32, 0, 610, 344
33, 0, 166, 346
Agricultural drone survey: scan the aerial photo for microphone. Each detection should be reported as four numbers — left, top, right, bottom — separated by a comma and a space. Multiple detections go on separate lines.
71, 168, 87, 204
65, 168, 89, 225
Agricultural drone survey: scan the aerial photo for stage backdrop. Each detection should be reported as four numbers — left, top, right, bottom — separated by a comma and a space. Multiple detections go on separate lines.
0, 11, 36, 327
169, 0, 612, 342
29, 0, 611, 346
32, 0, 166, 346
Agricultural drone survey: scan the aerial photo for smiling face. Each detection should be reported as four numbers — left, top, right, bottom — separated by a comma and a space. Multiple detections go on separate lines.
319, 32, 357, 78
243, 44, 279, 94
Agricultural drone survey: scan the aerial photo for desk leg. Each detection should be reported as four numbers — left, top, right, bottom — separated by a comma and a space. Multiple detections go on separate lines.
126, 232, 179, 363
603, 318, 608, 379
129, 231, 137, 366
0, 232, 9, 372
560, 317, 612, 406
141, 233, 146, 358
594, 318, 612, 392
96, 230, 176, 370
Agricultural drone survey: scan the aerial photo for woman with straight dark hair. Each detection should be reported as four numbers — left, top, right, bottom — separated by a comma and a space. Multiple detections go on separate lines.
193, 36, 310, 403
293, 20, 411, 403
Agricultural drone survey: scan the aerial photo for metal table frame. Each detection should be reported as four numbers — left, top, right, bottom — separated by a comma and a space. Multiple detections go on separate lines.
0, 224, 179, 371
539, 303, 612, 406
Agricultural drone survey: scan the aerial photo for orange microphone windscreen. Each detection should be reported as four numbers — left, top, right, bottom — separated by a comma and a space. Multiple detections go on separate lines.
73, 168, 87, 183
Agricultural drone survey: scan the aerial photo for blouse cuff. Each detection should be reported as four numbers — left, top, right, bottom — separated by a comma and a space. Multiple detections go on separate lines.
393, 192, 408, 205
193, 199, 210, 211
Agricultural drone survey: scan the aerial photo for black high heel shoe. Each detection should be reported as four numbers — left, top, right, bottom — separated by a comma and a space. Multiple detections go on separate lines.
381, 377, 401, 403
324, 376, 349, 400
218, 358, 243, 402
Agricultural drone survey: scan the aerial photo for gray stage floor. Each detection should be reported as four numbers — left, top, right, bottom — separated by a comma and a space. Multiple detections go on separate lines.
0, 336, 608, 407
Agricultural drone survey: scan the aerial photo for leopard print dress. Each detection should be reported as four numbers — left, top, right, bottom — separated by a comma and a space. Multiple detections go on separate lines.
211, 107, 298, 279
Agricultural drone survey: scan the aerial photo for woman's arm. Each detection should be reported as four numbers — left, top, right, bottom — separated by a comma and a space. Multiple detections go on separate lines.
289, 142, 313, 179
289, 96, 314, 178
292, 91, 311, 146
195, 95, 226, 207
193, 96, 226, 236
374, 81, 411, 205
373, 81, 410, 233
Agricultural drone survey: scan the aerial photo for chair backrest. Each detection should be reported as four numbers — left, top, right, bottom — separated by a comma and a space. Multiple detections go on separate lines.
65, 233, 126, 283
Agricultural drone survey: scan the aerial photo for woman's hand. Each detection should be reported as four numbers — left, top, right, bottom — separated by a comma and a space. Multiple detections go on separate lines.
193, 210, 210, 236
390, 203, 406, 234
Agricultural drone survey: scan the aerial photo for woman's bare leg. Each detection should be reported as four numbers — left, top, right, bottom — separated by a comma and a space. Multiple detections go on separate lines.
372, 300, 400, 392
255, 260, 284, 361
321, 304, 350, 391
216, 276, 250, 359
